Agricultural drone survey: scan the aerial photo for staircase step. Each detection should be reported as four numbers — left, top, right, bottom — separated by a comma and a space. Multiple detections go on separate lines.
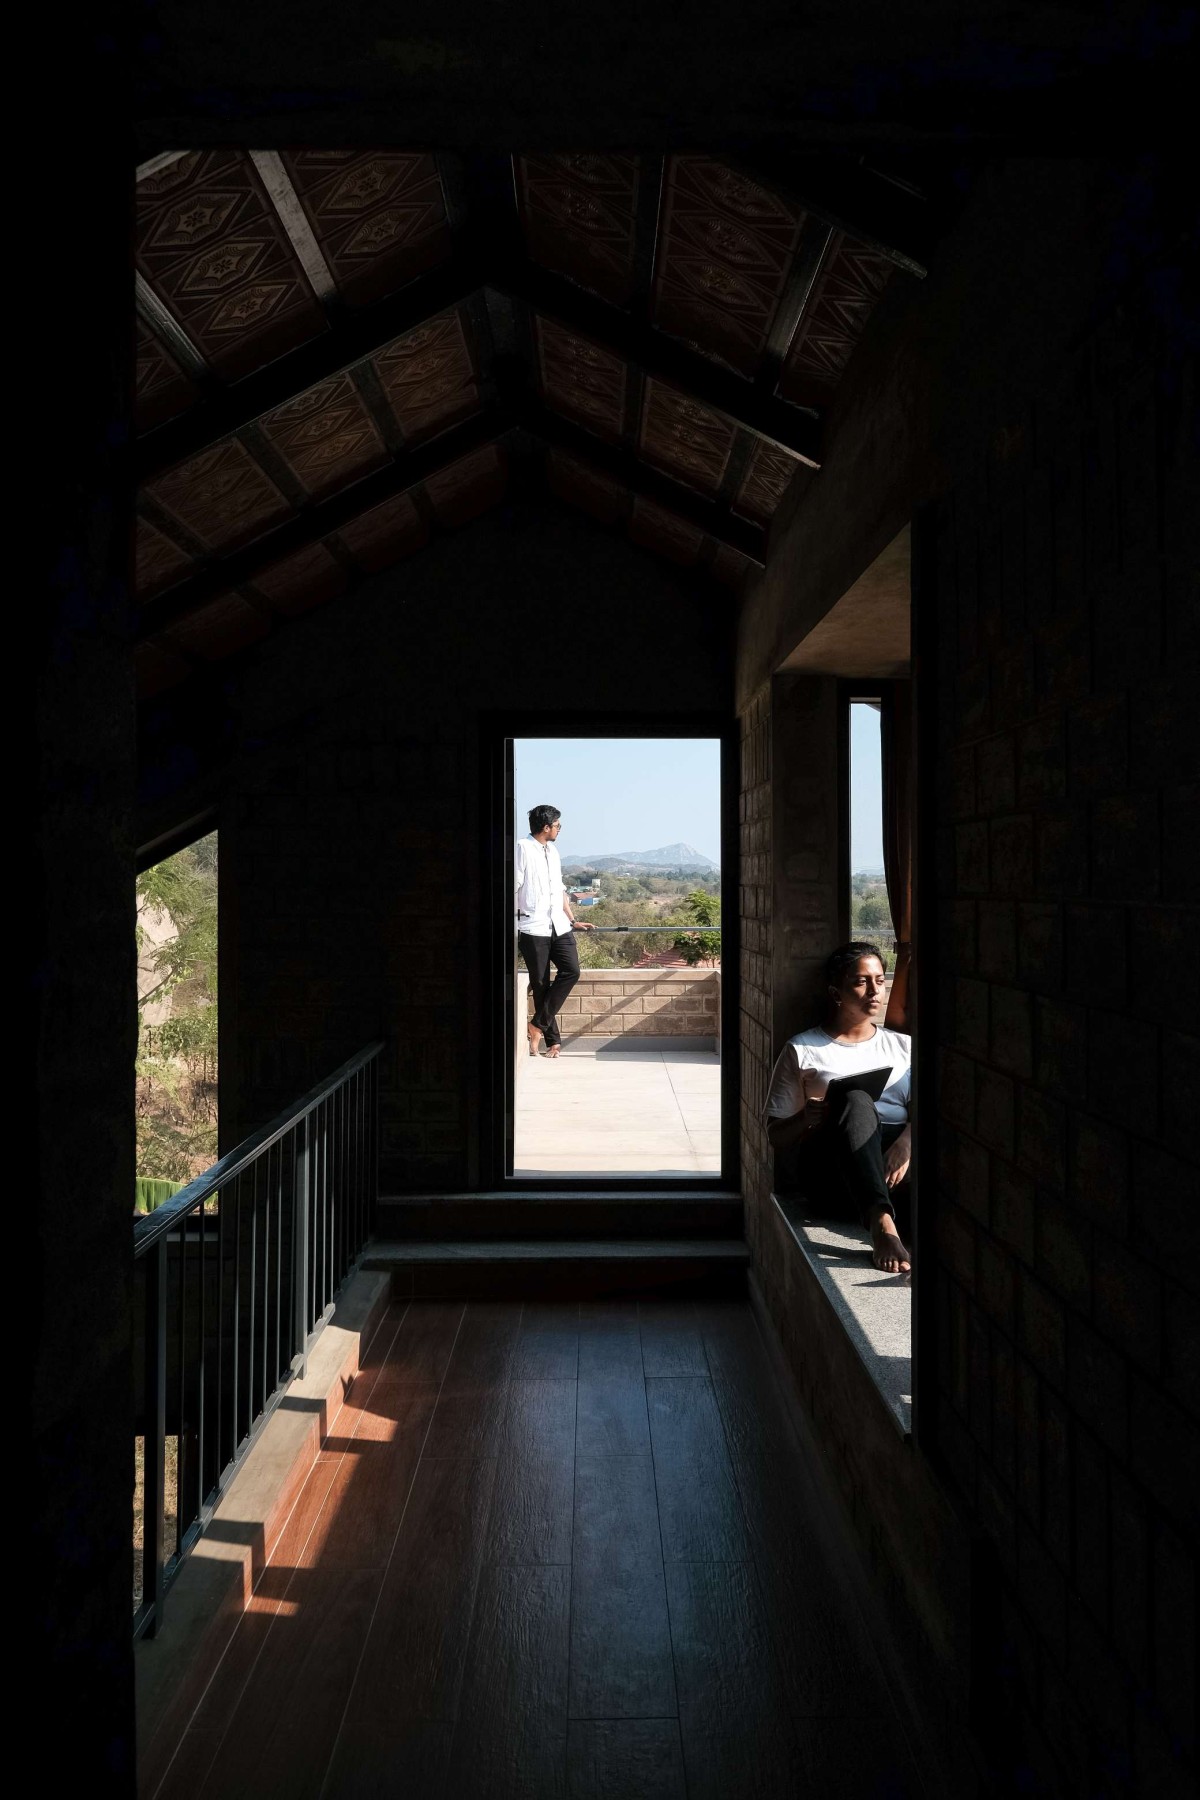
363, 1237, 749, 1299
376, 1192, 743, 1242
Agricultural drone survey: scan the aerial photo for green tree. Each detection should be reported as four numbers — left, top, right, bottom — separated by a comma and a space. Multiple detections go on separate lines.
673, 890, 722, 966
136, 834, 219, 1182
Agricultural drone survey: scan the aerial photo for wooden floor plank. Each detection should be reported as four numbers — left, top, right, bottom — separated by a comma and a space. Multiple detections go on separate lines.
346, 1453, 499, 1724
423, 1302, 522, 1458
513, 1303, 579, 1380
198, 1568, 379, 1800
664, 1558, 804, 1800
569, 1456, 675, 1720
486, 1379, 577, 1566
575, 1378, 651, 1458
382, 1299, 466, 1389
565, 1720, 686, 1800
321, 1718, 455, 1800
299, 1388, 437, 1569
638, 1300, 708, 1378
645, 1377, 750, 1562
577, 1302, 642, 1381
448, 1564, 571, 1799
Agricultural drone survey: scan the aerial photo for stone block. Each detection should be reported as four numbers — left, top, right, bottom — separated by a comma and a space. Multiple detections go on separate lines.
1068, 1110, 1129, 1232
990, 814, 1035, 899
993, 1159, 1037, 1266
1016, 714, 1067, 805
941, 1048, 977, 1133
1034, 997, 1089, 1103
956, 1131, 991, 1224
1093, 1236, 1161, 1375
1016, 902, 1064, 994
977, 1068, 1016, 1157
1108, 1465, 1150, 1681
1036, 1196, 1092, 1310
1067, 694, 1128, 797
955, 977, 990, 1056
991, 986, 1034, 1079
979, 901, 1017, 982
977, 732, 1016, 813
1036, 808, 1089, 901
978, 1233, 1015, 1331
957, 821, 990, 894
938, 1202, 977, 1290
1015, 1357, 1040, 1521
1087, 1009, 1158, 1132
1163, 1278, 1200, 1419
1151, 1520, 1197, 1749
1129, 1379, 1199, 1534
1017, 1086, 1067, 1189
1067, 1315, 1128, 1460
1091, 792, 1160, 904
1018, 1268, 1067, 1391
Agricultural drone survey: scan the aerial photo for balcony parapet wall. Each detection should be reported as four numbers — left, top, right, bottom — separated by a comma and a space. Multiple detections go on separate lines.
528, 967, 720, 1045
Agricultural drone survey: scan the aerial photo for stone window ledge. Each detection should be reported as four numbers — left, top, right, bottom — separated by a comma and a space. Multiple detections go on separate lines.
771, 1192, 913, 1436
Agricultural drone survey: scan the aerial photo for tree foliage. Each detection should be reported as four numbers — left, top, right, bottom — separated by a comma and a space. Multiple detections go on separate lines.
672, 890, 722, 966
136, 834, 219, 1182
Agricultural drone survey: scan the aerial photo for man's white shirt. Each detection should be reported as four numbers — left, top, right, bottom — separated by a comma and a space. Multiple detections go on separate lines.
515, 835, 573, 936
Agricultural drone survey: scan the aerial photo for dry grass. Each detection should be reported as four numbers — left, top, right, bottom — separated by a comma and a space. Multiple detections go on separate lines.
132, 1434, 179, 1610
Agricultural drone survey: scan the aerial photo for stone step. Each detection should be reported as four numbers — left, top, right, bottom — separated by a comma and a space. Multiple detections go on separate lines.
376, 1191, 743, 1242
363, 1236, 750, 1299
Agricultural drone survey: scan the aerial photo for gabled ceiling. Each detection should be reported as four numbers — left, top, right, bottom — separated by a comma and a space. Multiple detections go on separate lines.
134, 150, 937, 699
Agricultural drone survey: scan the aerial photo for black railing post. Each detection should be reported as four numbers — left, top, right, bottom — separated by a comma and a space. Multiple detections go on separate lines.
147, 1235, 168, 1636
293, 1115, 310, 1378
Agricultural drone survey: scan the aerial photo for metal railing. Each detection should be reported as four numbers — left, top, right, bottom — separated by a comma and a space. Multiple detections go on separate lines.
133, 1041, 382, 1639
574, 925, 722, 933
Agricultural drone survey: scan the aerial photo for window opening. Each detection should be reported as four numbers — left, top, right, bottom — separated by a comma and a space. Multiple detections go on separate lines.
510, 737, 722, 1179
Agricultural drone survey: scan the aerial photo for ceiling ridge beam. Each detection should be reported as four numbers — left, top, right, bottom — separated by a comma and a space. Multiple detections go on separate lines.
724, 152, 930, 277
137, 409, 511, 640
759, 217, 835, 392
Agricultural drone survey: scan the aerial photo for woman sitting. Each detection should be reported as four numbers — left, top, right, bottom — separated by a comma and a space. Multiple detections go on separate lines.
765, 940, 912, 1274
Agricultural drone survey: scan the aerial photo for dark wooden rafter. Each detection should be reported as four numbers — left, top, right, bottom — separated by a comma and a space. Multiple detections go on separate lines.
136, 241, 822, 481
137, 386, 766, 643
758, 216, 835, 392
136, 273, 210, 382
248, 150, 341, 312
137, 409, 509, 638
725, 150, 931, 278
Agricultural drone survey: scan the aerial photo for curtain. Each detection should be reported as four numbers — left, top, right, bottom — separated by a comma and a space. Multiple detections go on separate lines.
881, 682, 913, 1031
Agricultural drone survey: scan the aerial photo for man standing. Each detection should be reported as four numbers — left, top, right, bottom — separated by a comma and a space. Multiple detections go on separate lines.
516, 805, 594, 1059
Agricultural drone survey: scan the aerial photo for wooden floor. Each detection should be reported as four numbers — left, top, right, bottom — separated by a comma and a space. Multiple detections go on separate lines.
156, 1298, 929, 1800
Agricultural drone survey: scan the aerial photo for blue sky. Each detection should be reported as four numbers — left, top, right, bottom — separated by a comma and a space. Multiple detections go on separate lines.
515, 722, 885, 871
515, 738, 721, 861
849, 703, 885, 872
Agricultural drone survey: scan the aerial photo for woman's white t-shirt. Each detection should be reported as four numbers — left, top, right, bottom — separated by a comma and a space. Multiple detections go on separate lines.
764, 1026, 911, 1128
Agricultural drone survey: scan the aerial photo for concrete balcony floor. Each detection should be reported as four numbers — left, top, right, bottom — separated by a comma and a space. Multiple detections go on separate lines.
514, 1047, 722, 1177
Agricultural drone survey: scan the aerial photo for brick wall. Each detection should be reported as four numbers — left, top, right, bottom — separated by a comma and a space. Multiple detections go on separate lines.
924, 312, 1197, 1795
739, 684, 773, 1261
537, 969, 719, 1042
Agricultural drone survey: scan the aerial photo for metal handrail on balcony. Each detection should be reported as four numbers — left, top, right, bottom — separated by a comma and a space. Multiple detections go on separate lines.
133, 1041, 383, 1640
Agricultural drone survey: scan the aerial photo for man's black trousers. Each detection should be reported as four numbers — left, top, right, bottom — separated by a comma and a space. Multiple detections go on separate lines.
518, 929, 581, 1048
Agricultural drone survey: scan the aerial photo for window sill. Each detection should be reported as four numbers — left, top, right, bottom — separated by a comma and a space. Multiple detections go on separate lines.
771, 1192, 912, 1437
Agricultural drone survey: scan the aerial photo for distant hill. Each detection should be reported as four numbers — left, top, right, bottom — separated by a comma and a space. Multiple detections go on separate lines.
561, 842, 719, 873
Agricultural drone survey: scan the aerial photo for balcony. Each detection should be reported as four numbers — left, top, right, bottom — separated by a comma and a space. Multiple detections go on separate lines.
515, 970, 721, 1177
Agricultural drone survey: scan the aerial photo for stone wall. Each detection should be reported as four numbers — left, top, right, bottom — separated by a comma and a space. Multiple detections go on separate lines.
541, 969, 719, 1043
735, 158, 1196, 1797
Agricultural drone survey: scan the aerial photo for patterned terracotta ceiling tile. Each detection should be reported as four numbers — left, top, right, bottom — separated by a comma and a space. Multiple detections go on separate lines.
652, 158, 805, 378
516, 154, 641, 307
257, 371, 388, 500
733, 440, 808, 524
135, 517, 195, 600
335, 492, 429, 574
423, 445, 507, 528
135, 638, 193, 700
639, 380, 737, 497
144, 438, 294, 556
711, 544, 753, 589
137, 150, 327, 381
250, 543, 348, 615
628, 497, 705, 566
545, 449, 629, 526
136, 318, 199, 434
281, 152, 453, 306
534, 317, 628, 443
371, 308, 480, 446
781, 231, 895, 408
165, 594, 271, 662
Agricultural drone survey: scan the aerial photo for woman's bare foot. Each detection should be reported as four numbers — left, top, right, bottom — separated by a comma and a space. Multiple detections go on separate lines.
869, 1209, 912, 1274
545, 1042, 561, 1059
528, 1023, 544, 1057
